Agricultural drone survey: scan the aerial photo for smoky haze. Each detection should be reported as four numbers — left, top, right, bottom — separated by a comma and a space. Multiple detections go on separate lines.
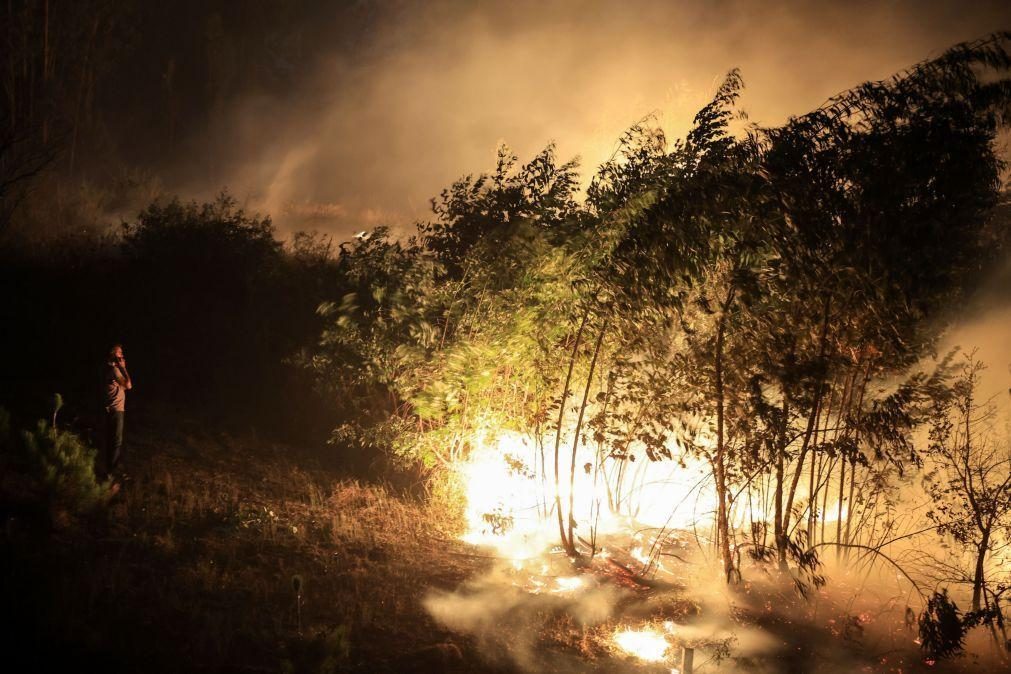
157, 0, 1011, 238
82, 0, 1009, 404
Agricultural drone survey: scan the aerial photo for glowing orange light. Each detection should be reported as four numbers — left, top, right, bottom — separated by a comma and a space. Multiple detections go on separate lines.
613, 627, 670, 662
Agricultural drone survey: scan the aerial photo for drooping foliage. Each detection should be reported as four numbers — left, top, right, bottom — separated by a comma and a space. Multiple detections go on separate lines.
919, 590, 970, 660
309, 147, 588, 471
305, 34, 1011, 592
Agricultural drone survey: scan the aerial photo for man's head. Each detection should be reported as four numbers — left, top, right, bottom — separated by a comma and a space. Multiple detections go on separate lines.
109, 344, 124, 363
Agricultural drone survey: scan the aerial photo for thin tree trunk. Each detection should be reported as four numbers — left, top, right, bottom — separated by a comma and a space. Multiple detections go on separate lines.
780, 297, 832, 566
833, 367, 858, 562
805, 410, 821, 543
589, 370, 612, 557
842, 365, 871, 560
536, 418, 547, 519
774, 437, 785, 569
714, 284, 737, 583
854, 473, 881, 549
590, 373, 610, 557
972, 529, 990, 612
553, 307, 590, 556
567, 313, 609, 551
820, 456, 833, 546
774, 393, 788, 569
844, 459, 858, 552
614, 450, 628, 514
810, 377, 838, 542
835, 455, 846, 561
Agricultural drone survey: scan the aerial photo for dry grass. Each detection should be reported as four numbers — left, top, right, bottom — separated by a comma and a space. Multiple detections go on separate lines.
3, 418, 969, 673
1, 417, 495, 673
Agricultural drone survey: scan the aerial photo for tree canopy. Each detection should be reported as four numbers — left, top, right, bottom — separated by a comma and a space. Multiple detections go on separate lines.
304, 34, 1011, 605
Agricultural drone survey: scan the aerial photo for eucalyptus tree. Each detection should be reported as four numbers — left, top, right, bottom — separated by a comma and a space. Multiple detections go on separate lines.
305, 34, 1011, 584
583, 71, 778, 580
588, 32, 1011, 585
309, 144, 588, 480
739, 31, 1011, 572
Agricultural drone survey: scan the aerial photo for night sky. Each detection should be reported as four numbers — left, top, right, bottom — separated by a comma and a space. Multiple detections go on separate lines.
57, 0, 1011, 236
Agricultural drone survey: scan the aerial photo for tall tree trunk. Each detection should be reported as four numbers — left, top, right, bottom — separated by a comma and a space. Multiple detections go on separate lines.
553, 307, 589, 556
567, 313, 609, 551
773, 393, 788, 569
835, 455, 846, 561
589, 370, 613, 557
833, 367, 858, 562
820, 456, 833, 545
536, 422, 548, 519
714, 285, 737, 583
780, 297, 832, 565
774, 436, 785, 569
613, 450, 628, 514
810, 377, 837, 542
842, 365, 871, 560
843, 459, 858, 555
806, 418, 819, 544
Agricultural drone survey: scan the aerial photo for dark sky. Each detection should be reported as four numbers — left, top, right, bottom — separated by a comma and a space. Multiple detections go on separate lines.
136, 0, 1011, 238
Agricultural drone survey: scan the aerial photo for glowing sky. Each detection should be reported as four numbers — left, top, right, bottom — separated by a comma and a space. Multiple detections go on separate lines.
172, 0, 1011, 237
163, 0, 1009, 400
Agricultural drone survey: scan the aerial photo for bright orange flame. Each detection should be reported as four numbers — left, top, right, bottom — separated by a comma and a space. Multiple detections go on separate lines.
455, 424, 792, 561
613, 627, 670, 662
458, 429, 553, 558
553, 576, 584, 593
457, 428, 723, 555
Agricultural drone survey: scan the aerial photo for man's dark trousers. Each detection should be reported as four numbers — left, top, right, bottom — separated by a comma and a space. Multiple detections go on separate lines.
105, 410, 124, 474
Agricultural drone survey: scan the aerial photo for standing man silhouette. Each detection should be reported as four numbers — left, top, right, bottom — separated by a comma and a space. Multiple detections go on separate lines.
103, 344, 132, 478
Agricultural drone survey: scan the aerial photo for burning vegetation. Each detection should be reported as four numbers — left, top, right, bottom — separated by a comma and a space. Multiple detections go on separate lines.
296, 33, 1011, 672
2, 20, 1011, 674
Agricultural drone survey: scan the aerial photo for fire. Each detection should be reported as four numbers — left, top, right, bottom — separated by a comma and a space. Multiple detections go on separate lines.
613, 627, 670, 662
454, 423, 792, 569
457, 429, 551, 558
456, 427, 725, 552
553, 576, 584, 593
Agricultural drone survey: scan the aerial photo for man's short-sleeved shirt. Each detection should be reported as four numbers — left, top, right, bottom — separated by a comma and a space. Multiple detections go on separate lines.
104, 363, 127, 412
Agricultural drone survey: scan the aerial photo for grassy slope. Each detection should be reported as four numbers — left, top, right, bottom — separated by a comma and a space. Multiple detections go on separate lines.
1, 415, 986, 674
1, 416, 499, 673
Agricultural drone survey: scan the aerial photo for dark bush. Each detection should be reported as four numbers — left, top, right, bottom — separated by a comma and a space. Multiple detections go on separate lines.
0, 193, 342, 444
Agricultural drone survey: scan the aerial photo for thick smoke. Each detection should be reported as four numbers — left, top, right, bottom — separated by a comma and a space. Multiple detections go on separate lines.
419, 544, 929, 672
163, 0, 1011, 238
939, 252, 1011, 424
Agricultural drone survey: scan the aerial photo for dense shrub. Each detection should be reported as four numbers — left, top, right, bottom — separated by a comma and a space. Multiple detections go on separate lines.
19, 419, 112, 515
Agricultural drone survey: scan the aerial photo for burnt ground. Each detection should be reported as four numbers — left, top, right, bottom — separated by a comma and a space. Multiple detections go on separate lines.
0, 414, 990, 673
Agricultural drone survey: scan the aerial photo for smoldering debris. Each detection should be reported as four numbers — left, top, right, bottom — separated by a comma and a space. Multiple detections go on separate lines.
421, 536, 788, 673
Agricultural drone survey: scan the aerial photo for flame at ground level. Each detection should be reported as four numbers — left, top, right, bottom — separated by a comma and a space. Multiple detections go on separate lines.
457, 428, 727, 558
456, 426, 871, 561
613, 627, 670, 662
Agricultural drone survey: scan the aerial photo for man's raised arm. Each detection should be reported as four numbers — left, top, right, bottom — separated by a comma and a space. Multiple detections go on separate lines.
116, 360, 132, 390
